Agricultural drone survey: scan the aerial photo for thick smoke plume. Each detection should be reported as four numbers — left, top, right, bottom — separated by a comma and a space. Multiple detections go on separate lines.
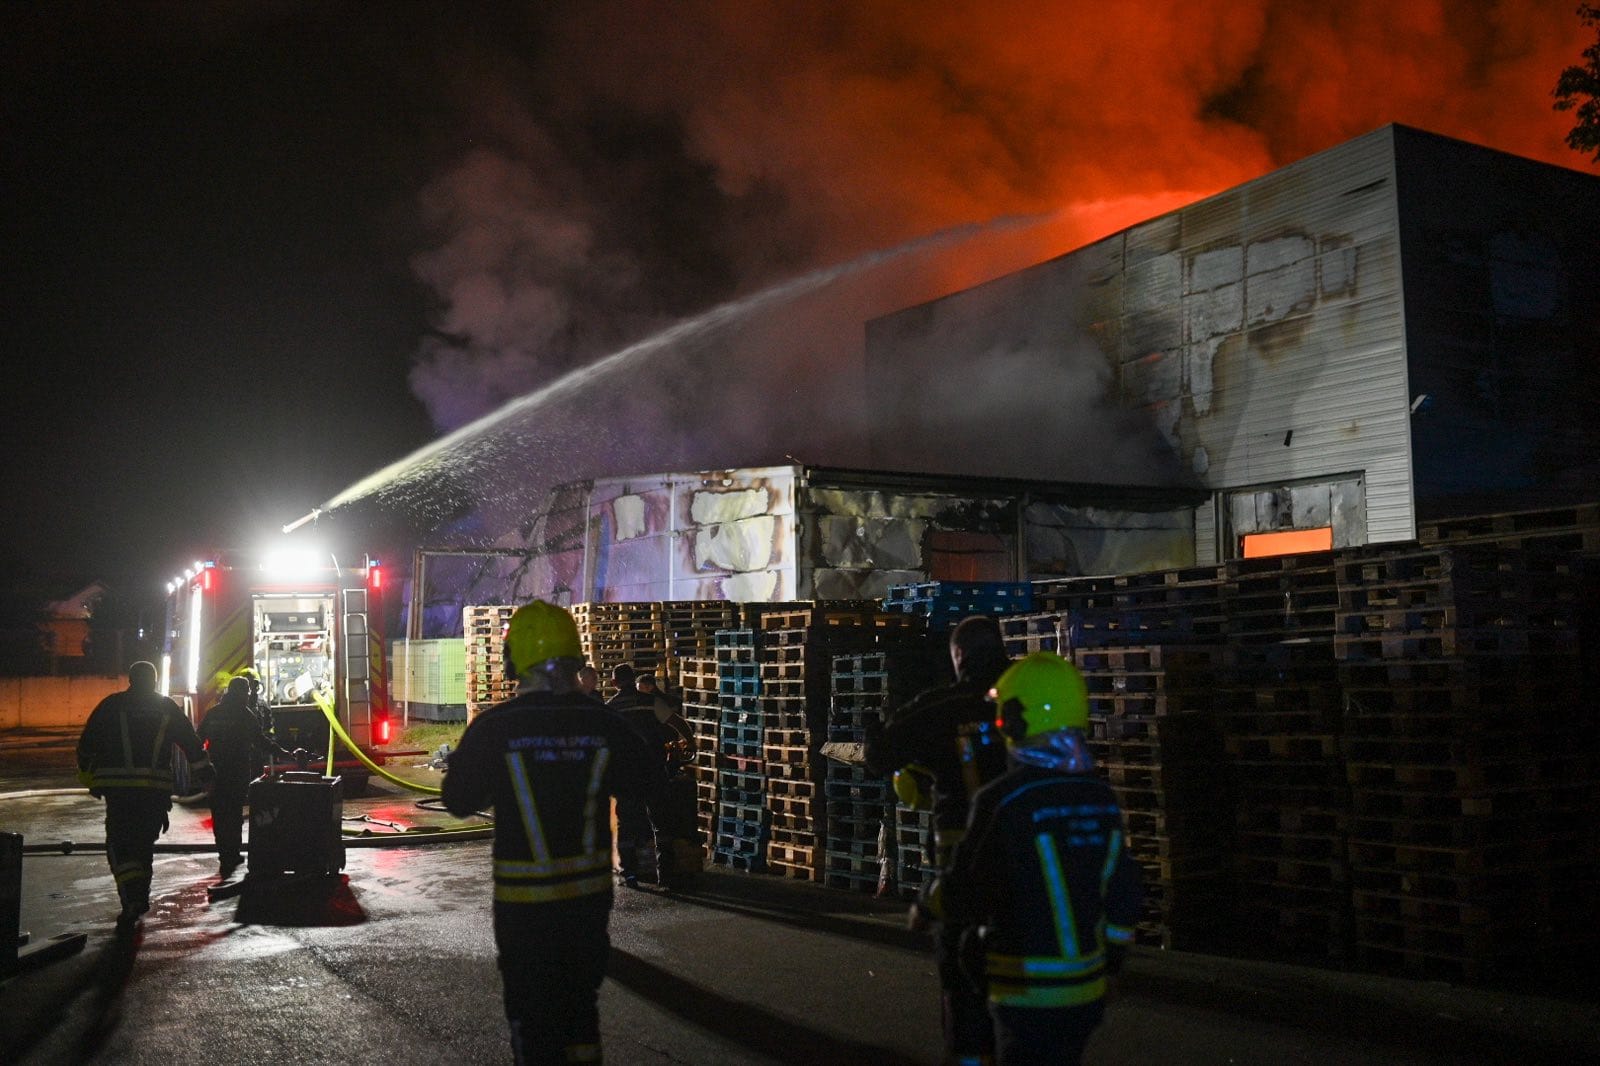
390, 1, 1589, 541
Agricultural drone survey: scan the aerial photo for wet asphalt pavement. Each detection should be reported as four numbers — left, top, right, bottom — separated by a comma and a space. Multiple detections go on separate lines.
3, 728, 1597, 1065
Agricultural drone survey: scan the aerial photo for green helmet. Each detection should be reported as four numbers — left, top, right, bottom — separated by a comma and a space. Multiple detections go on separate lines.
504, 600, 583, 678
990, 651, 1089, 742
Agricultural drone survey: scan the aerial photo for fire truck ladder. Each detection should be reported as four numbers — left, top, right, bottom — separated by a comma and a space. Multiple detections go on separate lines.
341, 587, 372, 746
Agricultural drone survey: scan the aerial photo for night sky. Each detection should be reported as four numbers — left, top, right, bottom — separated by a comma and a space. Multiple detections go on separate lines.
2, 2, 1592, 607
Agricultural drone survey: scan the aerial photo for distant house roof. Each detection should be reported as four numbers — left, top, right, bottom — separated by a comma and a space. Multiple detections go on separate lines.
45, 582, 108, 620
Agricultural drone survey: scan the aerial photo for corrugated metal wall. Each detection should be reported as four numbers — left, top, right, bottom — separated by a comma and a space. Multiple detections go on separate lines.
865, 126, 1422, 558
1106, 126, 1413, 550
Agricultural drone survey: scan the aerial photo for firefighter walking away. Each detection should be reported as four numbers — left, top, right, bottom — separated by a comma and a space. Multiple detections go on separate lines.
941, 651, 1143, 1066
442, 600, 659, 1064
199, 674, 295, 878
76, 660, 212, 932
865, 615, 1011, 1064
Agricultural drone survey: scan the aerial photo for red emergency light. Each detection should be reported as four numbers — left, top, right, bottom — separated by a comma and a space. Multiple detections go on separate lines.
373, 717, 392, 746
201, 567, 215, 592
368, 563, 383, 591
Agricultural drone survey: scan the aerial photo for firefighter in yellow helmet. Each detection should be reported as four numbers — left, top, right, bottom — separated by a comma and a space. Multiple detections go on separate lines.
442, 600, 659, 1065
941, 651, 1143, 1066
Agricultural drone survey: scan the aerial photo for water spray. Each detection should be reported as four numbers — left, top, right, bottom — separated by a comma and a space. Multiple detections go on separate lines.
280, 213, 1050, 533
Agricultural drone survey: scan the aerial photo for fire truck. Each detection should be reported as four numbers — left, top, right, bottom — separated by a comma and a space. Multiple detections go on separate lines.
160, 548, 394, 794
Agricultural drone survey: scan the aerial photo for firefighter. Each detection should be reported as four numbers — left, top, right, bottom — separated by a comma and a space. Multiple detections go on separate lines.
198, 675, 295, 878
576, 662, 600, 699
239, 666, 274, 736
442, 601, 658, 1065
632, 672, 703, 886
941, 651, 1143, 1066
607, 663, 665, 886
864, 615, 1011, 1065
76, 660, 212, 932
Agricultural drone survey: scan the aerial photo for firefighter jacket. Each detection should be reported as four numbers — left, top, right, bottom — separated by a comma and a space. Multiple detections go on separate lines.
442, 691, 660, 906
199, 691, 289, 784
77, 687, 210, 795
943, 732, 1143, 1011
864, 651, 1009, 837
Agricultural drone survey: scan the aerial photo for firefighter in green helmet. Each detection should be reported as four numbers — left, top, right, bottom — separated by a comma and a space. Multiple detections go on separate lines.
941, 651, 1143, 1066
442, 600, 659, 1064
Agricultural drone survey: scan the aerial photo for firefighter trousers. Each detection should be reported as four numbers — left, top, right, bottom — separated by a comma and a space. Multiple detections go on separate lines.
210, 777, 249, 868
494, 895, 611, 1065
614, 796, 656, 881
991, 1001, 1104, 1066
936, 919, 994, 1061
103, 789, 170, 915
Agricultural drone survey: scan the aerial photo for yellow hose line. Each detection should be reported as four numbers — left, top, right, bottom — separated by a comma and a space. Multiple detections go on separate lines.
311, 690, 443, 796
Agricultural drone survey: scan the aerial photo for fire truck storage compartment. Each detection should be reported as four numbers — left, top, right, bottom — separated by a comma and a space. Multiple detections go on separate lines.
254, 594, 335, 708
247, 771, 345, 878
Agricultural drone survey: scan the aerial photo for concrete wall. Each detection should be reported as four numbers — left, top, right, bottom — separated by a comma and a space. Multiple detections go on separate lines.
0, 676, 124, 730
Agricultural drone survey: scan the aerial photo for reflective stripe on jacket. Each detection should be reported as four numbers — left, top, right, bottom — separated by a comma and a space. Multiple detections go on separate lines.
442, 691, 660, 908
77, 688, 209, 793
944, 764, 1143, 1009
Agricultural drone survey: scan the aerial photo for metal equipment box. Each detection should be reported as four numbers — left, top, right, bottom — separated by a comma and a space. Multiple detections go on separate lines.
247, 772, 346, 877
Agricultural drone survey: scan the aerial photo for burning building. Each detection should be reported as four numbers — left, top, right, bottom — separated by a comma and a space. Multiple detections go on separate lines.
865, 124, 1600, 564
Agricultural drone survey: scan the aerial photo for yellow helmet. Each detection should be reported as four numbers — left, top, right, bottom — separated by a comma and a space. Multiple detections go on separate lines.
504, 600, 583, 677
893, 764, 936, 810
990, 651, 1089, 742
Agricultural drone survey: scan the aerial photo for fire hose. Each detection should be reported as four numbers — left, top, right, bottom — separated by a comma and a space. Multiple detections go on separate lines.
309, 689, 442, 797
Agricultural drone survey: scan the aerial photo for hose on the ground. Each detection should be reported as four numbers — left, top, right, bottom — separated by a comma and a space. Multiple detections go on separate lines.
19, 825, 494, 857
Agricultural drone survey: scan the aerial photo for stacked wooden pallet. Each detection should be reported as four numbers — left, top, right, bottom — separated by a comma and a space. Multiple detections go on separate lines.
1217, 639, 1351, 962
662, 601, 738, 689
679, 656, 721, 846
462, 604, 516, 720
1334, 542, 1594, 980
1224, 552, 1339, 644
1036, 567, 1228, 648
711, 628, 768, 872
1076, 644, 1231, 948
1417, 502, 1600, 554
572, 602, 666, 699
999, 611, 1070, 658
753, 604, 924, 881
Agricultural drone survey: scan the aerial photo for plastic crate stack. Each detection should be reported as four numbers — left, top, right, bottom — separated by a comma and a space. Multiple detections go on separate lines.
1216, 553, 1352, 962
572, 602, 666, 699
893, 804, 936, 901
662, 601, 739, 689
883, 581, 1034, 631
1334, 541, 1596, 981
712, 628, 767, 871
679, 656, 721, 845
462, 604, 516, 720
823, 649, 935, 894
1215, 637, 1351, 963
1075, 644, 1232, 949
